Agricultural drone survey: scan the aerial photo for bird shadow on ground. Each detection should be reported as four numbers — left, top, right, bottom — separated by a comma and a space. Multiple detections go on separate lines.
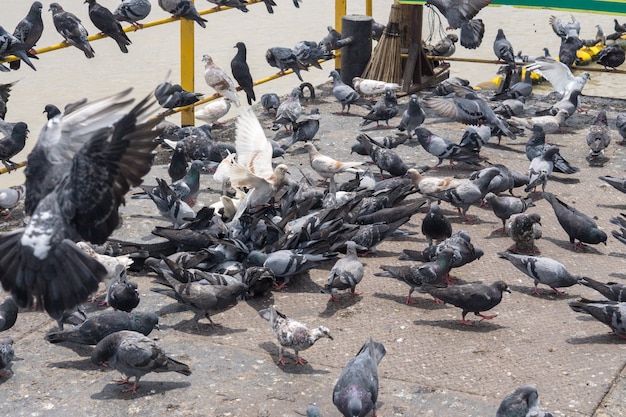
483, 228, 509, 240
47, 357, 96, 371
91, 380, 192, 400
43, 340, 94, 358
257, 342, 331, 375
318, 294, 362, 318
372, 292, 448, 311
542, 236, 605, 255
359, 125, 397, 132
506, 284, 581, 300
413, 318, 505, 332
565, 328, 624, 345
608, 272, 626, 280
484, 142, 524, 155
596, 203, 626, 210
550, 176, 581, 185
171, 320, 247, 336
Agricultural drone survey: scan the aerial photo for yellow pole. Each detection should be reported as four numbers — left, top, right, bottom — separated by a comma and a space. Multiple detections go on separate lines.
335, 0, 347, 70
179, 1, 196, 126
366, 0, 372, 16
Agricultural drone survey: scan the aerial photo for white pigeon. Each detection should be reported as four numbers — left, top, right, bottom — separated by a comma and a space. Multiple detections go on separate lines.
352, 76, 401, 96
202, 54, 240, 107
525, 57, 590, 98
303, 143, 363, 194
194, 97, 232, 125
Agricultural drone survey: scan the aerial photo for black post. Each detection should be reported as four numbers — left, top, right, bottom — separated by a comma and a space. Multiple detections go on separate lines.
340, 15, 373, 88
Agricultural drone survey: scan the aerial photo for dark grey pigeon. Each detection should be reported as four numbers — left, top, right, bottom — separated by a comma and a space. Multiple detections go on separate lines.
319, 26, 347, 52
0, 337, 14, 377
0, 26, 37, 71
351, 133, 407, 156
261, 0, 277, 14
113, 0, 152, 30
429, 76, 470, 97
558, 36, 582, 68
0, 122, 28, 172
49, 3, 95, 58
333, 338, 386, 417
272, 87, 301, 132
498, 252, 581, 295
578, 276, 626, 302
293, 40, 332, 69
424, 33, 458, 58
484, 192, 534, 231
426, 0, 492, 49
423, 280, 510, 325
586, 110, 611, 160
231, 42, 256, 105
0, 93, 162, 320
265, 47, 307, 81
493, 29, 515, 69
459, 125, 491, 155
421, 203, 452, 246
616, 113, 626, 145
306, 405, 322, 417
492, 69, 532, 100
525, 145, 559, 193
329, 70, 372, 114
0, 296, 18, 332
360, 87, 399, 128
107, 274, 140, 313
569, 300, 626, 339
86, 0, 132, 53
10, 1, 44, 70
597, 44, 625, 70
242, 266, 276, 298
355, 133, 408, 178
282, 108, 320, 150
137, 159, 204, 205
44, 310, 159, 344
208, 0, 248, 12
155, 81, 203, 109
505, 212, 542, 254
91, 330, 191, 393
396, 94, 426, 138
168, 141, 188, 182
0, 81, 17, 120
414, 127, 481, 169
469, 164, 515, 195
260, 93, 280, 114
525, 125, 579, 174
158, 0, 207, 28
321, 241, 364, 301
496, 385, 553, 417
542, 192, 607, 251
599, 176, 626, 194
611, 214, 626, 246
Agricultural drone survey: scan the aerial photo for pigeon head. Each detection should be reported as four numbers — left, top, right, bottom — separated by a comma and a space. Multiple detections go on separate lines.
348, 397, 363, 417
329, 70, 340, 80
201, 54, 213, 65
48, 2, 63, 13
414, 127, 431, 141
315, 325, 333, 340
494, 280, 511, 294
588, 228, 608, 245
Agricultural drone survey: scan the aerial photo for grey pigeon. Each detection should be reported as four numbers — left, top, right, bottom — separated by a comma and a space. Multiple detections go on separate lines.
329, 70, 373, 114
360, 87, 399, 127
611, 214, 626, 246
469, 164, 515, 195
493, 29, 515, 69
207, 0, 248, 12
534, 89, 580, 117
321, 241, 364, 301
306, 405, 322, 417
261, 0, 277, 14
525, 125, 579, 174
542, 191, 607, 251
272, 87, 301, 132
599, 175, 626, 194
158, 0, 207, 28
113, 0, 152, 29
265, 47, 307, 81
9, 1, 44, 71
422, 280, 510, 325
396, 94, 426, 139
484, 192, 534, 231
0, 337, 14, 378
91, 330, 191, 393
421, 203, 452, 246
424, 33, 458, 58
258, 304, 333, 365
569, 300, 626, 339
282, 108, 320, 150
0, 26, 37, 71
355, 134, 408, 178
492, 98, 525, 117
333, 338, 385, 417
168, 141, 188, 182
558, 36, 582, 68
586, 110, 611, 160
459, 125, 491, 155
430, 76, 470, 97
351, 133, 407, 156
525, 57, 589, 99
0, 122, 28, 172
498, 252, 581, 295
260, 93, 280, 114
0, 296, 18, 332
319, 26, 346, 52
596, 44, 625, 70
0, 93, 162, 320
86, 0, 132, 53
247, 249, 337, 289
525, 145, 559, 193
145, 178, 195, 227
426, 0, 493, 49
138, 159, 204, 205
293, 40, 332, 69
44, 310, 159, 344
415, 127, 481, 169
616, 113, 626, 145
0, 81, 17, 120
107, 274, 140, 313
492, 69, 532, 101
231, 42, 256, 105
155, 81, 203, 109
496, 385, 553, 417
505, 212, 542, 254
49, 2, 95, 58
550, 14, 580, 40
578, 276, 626, 302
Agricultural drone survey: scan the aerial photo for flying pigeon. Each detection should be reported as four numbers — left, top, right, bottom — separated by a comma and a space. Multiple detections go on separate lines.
586, 110, 611, 160
484, 192, 535, 231
231, 42, 256, 105
525, 57, 589, 98
0, 82, 17, 120
258, 304, 333, 365
265, 47, 308, 81
414, 127, 482, 169
360, 87, 399, 127
578, 276, 626, 302
396, 94, 425, 139
92, 330, 192, 393
203, 54, 241, 107
421, 203, 452, 246
113, 0, 152, 30
0, 296, 18, 332
321, 241, 364, 301
549, 14, 580, 40
9, 1, 44, 70
0, 122, 28, 172
330, 70, 373, 114
86, 0, 132, 53
569, 300, 626, 339
426, 0, 493, 49
505, 212, 542, 254
498, 252, 581, 295
0, 337, 14, 378
158, 0, 207, 28
496, 385, 553, 417
352, 77, 401, 96
49, 2, 95, 58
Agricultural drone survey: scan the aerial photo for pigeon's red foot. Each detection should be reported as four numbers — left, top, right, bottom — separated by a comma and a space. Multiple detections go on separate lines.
477, 313, 497, 321
531, 287, 542, 296
114, 376, 130, 385
329, 295, 341, 302
122, 382, 139, 394
459, 318, 474, 326
350, 290, 362, 297
273, 281, 288, 290
276, 356, 289, 365
294, 357, 308, 365
405, 295, 416, 305
551, 287, 566, 296
432, 297, 445, 304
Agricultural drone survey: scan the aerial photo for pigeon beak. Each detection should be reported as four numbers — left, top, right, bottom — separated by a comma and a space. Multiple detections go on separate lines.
154, 323, 161, 331
504, 288, 512, 293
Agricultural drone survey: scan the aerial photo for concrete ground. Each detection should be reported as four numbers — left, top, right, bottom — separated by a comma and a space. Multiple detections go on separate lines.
1, 79, 626, 417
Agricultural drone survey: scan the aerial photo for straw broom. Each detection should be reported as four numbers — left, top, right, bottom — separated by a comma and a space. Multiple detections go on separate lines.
362, 4, 402, 84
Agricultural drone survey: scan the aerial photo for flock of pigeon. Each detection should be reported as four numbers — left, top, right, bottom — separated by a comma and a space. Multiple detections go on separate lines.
0, 1, 626, 416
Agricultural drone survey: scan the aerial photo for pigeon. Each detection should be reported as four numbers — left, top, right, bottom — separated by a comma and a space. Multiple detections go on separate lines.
293, 40, 332, 69
282, 108, 320, 151
321, 241, 364, 301
360, 87, 399, 127
86, 0, 132, 53
0, 81, 16, 120
509, 109, 569, 134
425, 0, 493, 49
107, 275, 140, 313
498, 252, 581, 295
423, 280, 510, 325
265, 47, 307, 81
396, 94, 425, 139
194, 97, 231, 125
0, 122, 28, 172
272, 87, 301, 132
91, 330, 191, 393
49, 2, 95, 58
596, 44, 625, 70
207, 0, 248, 12
492, 68, 533, 101
138, 159, 204, 205
549, 14, 580, 40
146, 178, 195, 228
421, 203, 452, 246
468, 164, 515, 196
578, 277, 626, 302
424, 84, 516, 140
414, 127, 481, 169
352, 77, 401, 96
568, 300, 626, 339
355, 134, 408, 178
484, 192, 535, 231
405, 168, 469, 197
399, 230, 484, 272
155, 81, 203, 109
247, 250, 337, 289
0, 26, 37, 72
0, 337, 14, 378
260, 93, 280, 114
493, 29, 515, 69
306, 405, 322, 417
0, 92, 162, 320
44, 310, 159, 344
9, 1, 44, 71
525, 57, 589, 98
424, 33, 458, 58
599, 176, 626, 194
496, 385, 553, 417
260, 0, 277, 14
505, 212, 542, 254
542, 192, 607, 251
615, 18, 626, 33
429, 76, 470, 97
158, 0, 207, 28
231, 42, 255, 105
611, 214, 626, 244
258, 304, 333, 365
525, 125, 579, 174
319, 26, 346, 52
203, 54, 241, 107
329, 70, 373, 114
525, 145, 559, 193
303, 143, 363, 193
333, 338, 385, 417
557, 36, 583, 68
113, 0, 152, 30
586, 110, 611, 160
616, 113, 626, 145
0, 296, 18, 332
